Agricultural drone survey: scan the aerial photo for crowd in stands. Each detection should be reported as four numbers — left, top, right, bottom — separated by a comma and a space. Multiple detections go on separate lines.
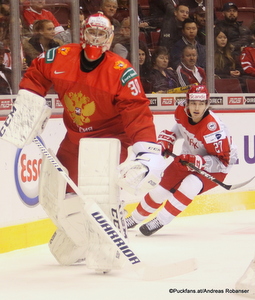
2, 0, 255, 94
131, 0, 255, 93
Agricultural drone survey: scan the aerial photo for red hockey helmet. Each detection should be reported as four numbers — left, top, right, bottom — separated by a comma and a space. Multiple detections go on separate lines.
185, 85, 210, 117
187, 84, 209, 102
83, 12, 114, 60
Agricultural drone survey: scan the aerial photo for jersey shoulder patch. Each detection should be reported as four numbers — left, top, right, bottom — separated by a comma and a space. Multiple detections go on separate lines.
45, 45, 72, 63
45, 47, 59, 63
120, 67, 138, 86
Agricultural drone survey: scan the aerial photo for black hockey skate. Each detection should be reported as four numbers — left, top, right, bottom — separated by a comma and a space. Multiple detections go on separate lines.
126, 216, 137, 229
139, 218, 164, 236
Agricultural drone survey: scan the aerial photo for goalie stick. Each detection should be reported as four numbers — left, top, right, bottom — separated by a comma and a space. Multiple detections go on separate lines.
169, 152, 255, 190
33, 137, 197, 280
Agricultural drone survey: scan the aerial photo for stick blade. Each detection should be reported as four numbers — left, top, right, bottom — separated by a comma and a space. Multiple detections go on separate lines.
229, 176, 255, 190
140, 258, 197, 281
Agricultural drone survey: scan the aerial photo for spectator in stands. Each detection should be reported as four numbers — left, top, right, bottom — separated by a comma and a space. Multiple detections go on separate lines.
182, 0, 204, 18
193, 6, 206, 45
0, 22, 7, 43
118, 0, 128, 9
214, 26, 241, 79
149, 46, 180, 93
139, 40, 152, 93
171, 18, 206, 70
100, 0, 121, 32
79, 0, 101, 18
240, 44, 255, 77
137, 4, 150, 28
176, 44, 206, 87
0, 0, 10, 63
22, 0, 71, 44
0, 42, 12, 94
148, 0, 179, 30
114, 0, 129, 23
79, 7, 86, 45
112, 17, 131, 60
160, 4, 189, 53
0, 0, 10, 18
19, 18, 29, 71
0, 18, 11, 68
1, 29, 10, 68
113, 1, 149, 28
215, 2, 252, 57
22, 19, 63, 66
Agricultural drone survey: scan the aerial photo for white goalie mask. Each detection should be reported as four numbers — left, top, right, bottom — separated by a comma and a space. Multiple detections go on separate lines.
83, 13, 114, 60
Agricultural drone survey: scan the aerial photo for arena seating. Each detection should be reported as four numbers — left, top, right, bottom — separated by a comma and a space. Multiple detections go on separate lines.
215, 78, 243, 93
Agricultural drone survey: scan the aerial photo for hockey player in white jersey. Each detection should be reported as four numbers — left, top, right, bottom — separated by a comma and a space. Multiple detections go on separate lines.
126, 85, 238, 236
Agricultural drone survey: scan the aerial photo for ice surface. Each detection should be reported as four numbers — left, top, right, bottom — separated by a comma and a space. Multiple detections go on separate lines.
1, 210, 255, 300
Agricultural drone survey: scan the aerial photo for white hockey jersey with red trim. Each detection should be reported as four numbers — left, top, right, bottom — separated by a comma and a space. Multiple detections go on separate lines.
171, 101, 237, 173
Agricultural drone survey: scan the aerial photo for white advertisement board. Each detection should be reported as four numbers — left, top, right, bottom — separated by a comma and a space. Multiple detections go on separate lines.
0, 112, 255, 228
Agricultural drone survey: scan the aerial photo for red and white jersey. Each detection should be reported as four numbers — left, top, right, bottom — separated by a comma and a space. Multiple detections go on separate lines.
23, 7, 64, 34
240, 47, 255, 76
171, 101, 237, 173
20, 44, 156, 146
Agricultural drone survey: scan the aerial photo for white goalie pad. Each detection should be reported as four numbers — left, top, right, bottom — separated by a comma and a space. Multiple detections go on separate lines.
49, 229, 86, 266
0, 89, 51, 148
78, 138, 127, 272
39, 150, 88, 246
39, 149, 88, 265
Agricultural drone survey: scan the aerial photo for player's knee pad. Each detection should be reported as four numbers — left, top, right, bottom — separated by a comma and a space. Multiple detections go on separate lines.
178, 174, 203, 198
149, 184, 173, 204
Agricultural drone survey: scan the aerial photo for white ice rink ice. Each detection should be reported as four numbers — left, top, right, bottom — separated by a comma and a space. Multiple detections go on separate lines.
1, 210, 255, 300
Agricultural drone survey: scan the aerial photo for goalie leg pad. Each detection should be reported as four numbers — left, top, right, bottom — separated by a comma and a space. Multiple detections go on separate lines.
78, 138, 127, 272
39, 149, 88, 247
0, 89, 51, 148
49, 229, 87, 266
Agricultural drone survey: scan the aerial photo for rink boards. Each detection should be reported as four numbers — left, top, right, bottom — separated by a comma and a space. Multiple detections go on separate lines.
0, 94, 255, 253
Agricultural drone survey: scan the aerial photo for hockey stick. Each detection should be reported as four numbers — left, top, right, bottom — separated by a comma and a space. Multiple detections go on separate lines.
169, 152, 255, 190
33, 137, 197, 280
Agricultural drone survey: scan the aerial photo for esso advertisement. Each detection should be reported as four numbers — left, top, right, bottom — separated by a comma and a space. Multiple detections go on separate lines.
14, 137, 43, 206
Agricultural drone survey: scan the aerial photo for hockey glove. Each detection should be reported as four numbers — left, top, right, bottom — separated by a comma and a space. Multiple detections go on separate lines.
157, 130, 177, 158
0, 89, 51, 148
118, 142, 166, 195
174, 154, 206, 172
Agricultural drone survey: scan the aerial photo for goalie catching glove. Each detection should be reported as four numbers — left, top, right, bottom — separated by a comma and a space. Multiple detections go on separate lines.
174, 154, 206, 172
0, 89, 51, 148
117, 142, 166, 195
157, 130, 177, 158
